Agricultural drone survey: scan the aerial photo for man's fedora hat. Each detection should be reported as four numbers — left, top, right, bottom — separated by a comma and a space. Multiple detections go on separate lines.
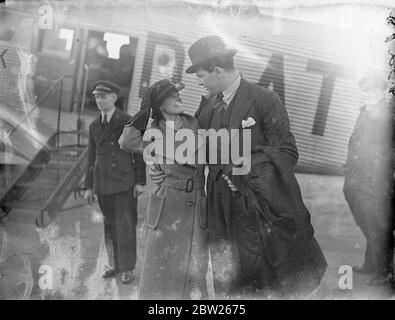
92, 80, 121, 95
185, 35, 237, 74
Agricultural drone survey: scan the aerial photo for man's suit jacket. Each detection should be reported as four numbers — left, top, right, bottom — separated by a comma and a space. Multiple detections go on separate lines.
85, 108, 146, 195
195, 77, 314, 240
196, 77, 298, 165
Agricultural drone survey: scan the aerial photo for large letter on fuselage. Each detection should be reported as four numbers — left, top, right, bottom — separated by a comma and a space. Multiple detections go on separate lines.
139, 32, 185, 98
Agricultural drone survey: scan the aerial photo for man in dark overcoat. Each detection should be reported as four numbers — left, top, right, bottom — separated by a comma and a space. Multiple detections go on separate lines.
84, 80, 146, 284
186, 36, 327, 297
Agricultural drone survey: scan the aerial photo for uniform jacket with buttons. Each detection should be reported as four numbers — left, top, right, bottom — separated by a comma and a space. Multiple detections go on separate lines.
84, 108, 146, 195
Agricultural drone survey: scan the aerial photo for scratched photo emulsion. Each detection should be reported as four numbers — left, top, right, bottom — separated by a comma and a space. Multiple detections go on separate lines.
0, 0, 394, 301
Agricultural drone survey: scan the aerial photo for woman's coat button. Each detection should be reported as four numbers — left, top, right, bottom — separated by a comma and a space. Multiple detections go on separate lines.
187, 200, 195, 207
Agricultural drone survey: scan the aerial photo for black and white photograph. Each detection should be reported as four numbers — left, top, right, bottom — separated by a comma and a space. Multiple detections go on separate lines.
0, 0, 394, 304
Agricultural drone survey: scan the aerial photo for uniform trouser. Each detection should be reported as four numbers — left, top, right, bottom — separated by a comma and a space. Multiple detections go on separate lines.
343, 187, 394, 276
207, 173, 277, 297
97, 189, 137, 272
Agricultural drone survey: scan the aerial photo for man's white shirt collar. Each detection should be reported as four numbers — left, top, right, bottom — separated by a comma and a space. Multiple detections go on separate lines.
221, 74, 241, 106
101, 108, 116, 123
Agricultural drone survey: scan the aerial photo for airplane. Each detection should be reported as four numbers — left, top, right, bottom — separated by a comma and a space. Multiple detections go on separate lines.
0, 2, 391, 225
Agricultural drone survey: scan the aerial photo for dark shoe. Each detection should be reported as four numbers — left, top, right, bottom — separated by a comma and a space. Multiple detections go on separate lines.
0, 207, 7, 223
367, 274, 391, 286
352, 265, 374, 274
102, 269, 117, 279
121, 270, 134, 284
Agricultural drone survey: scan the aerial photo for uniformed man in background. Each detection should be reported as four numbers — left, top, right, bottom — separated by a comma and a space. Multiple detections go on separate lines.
343, 75, 394, 286
84, 80, 146, 284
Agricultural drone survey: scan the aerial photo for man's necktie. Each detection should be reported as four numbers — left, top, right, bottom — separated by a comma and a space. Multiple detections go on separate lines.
209, 93, 227, 178
214, 92, 226, 119
103, 113, 108, 129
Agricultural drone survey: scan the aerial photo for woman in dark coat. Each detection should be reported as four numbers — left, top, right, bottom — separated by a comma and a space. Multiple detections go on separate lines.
130, 80, 209, 300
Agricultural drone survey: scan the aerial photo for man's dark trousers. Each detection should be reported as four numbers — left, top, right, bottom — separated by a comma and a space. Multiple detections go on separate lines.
98, 189, 137, 272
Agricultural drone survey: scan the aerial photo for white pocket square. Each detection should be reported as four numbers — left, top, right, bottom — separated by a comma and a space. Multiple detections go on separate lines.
241, 117, 256, 128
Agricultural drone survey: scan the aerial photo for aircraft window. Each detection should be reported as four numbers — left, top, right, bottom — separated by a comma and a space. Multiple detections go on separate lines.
103, 32, 130, 59
40, 28, 74, 60
0, 12, 23, 41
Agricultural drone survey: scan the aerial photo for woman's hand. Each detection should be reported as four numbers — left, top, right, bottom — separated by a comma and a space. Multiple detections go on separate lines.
149, 165, 166, 186
133, 184, 145, 199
